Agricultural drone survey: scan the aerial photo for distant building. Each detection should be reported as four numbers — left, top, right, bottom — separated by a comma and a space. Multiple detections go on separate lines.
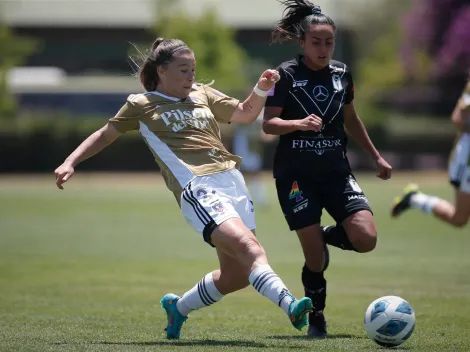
2, 0, 360, 114
3, 0, 358, 74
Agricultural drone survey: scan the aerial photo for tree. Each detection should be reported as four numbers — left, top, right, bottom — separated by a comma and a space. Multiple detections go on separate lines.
0, 16, 37, 118
148, 0, 248, 94
401, 0, 469, 80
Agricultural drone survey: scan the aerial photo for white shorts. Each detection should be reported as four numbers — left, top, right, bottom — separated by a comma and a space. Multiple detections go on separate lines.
180, 168, 256, 246
448, 133, 470, 193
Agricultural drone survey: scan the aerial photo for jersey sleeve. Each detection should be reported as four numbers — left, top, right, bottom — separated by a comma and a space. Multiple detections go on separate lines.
265, 68, 291, 108
345, 68, 355, 104
458, 81, 470, 112
108, 95, 142, 133
203, 86, 240, 124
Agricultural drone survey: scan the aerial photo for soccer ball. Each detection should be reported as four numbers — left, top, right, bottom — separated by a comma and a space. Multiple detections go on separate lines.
364, 296, 416, 347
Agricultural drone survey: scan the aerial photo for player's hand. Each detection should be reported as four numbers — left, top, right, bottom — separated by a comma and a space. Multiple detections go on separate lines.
257, 69, 281, 91
375, 156, 392, 180
296, 114, 323, 132
54, 162, 75, 190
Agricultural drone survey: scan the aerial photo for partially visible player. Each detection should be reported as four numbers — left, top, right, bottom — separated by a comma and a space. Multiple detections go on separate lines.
233, 108, 277, 207
54, 37, 313, 340
392, 74, 470, 227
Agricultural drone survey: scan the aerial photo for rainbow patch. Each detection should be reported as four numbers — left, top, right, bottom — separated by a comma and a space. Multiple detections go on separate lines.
289, 181, 303, 202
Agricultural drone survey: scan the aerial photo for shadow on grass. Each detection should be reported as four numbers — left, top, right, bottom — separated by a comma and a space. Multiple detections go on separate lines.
267, 333, 365, 340
54, 340, 268, 348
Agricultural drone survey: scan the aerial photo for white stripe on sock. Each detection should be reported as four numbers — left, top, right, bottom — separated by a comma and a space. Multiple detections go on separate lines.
176, 272, 223, 317
249, 264, 295, 315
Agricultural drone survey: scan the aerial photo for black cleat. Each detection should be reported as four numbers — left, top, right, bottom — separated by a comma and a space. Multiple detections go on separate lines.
391, 183, 419, 218
307, 311, 327, 338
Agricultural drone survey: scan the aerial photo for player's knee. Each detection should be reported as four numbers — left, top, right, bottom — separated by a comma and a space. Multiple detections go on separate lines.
237, 235, 266, 262
350, 223, 377, 253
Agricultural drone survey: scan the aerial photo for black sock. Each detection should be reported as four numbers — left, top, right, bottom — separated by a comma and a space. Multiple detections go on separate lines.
322, 225, 356, 251
301, 264, 326, 313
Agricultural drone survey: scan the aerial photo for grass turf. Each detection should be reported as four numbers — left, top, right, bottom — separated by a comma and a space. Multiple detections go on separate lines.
0, 172, 469, 351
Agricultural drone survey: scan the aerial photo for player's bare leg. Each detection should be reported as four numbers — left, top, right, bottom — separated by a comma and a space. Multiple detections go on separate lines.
162, 220, 313, 339
392, 184, 470, 228
432, 190, 470, 227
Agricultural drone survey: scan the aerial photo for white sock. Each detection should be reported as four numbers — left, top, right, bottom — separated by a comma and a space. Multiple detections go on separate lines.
410, 193, 440, 214
248, 264, 295, 315
176, 272, 224, 317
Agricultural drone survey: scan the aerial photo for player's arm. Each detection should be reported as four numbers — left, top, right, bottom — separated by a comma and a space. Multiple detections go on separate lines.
451, 82, 470, 132
264, 108, 323, 135
262, 68, 321, 135
230, 69, 280, 124
344, 102, 391, 179
54, 97, 140, 189
263, 107, 299, 134
64, 123, 121, 168
54, 123, 121, 189
343, 103, 380, 160
262, 68, 296, 134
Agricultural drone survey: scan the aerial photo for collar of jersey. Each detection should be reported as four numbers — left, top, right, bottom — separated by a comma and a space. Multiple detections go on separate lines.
296, 55, 330, 74
148, 84, 199, 102
148, 90, 181, 102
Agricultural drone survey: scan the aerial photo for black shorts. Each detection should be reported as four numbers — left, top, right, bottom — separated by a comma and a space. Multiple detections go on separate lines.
275, 173, 373, 231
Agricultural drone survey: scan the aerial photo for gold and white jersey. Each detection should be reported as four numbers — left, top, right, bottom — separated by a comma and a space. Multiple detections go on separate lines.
108, 84, 242, 198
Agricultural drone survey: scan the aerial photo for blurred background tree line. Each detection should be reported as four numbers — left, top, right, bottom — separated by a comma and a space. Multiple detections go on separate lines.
0, 15, 36, 118
0, 0, 469, 172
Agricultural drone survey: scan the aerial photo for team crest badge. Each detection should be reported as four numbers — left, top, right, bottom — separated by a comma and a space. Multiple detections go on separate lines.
212, 201, 225, 213
332, 74, 343, 91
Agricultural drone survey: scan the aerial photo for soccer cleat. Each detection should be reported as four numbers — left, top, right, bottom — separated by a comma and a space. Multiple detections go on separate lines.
307, 311, 327, 338
391, 183, 419, 218
160, 293, 188, 339
288, 297, 313, 331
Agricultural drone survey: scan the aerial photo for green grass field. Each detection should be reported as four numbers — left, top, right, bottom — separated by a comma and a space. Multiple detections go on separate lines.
1, 172, 469, 352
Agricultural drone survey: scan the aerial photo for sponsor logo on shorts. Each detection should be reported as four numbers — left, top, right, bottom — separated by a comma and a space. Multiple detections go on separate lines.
289, 181, 303, 202
347, 194, 369, 203
293, 199, 308, 213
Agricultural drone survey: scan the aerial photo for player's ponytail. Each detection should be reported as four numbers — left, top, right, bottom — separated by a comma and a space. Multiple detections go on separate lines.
273, 0, 336, 43
130, 38, 193, 92
152, 37, 165, 51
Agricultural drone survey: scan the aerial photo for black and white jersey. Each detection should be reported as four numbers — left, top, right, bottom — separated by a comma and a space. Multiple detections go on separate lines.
266, 56, 354, 179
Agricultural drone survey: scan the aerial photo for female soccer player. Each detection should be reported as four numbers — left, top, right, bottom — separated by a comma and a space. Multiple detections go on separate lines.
392, 76, 470, 228
54, 38, 313, 339
263, 0, 392, 338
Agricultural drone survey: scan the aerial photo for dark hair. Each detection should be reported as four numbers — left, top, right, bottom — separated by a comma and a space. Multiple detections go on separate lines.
134, 38, 193, 91
273, 0, 336, 43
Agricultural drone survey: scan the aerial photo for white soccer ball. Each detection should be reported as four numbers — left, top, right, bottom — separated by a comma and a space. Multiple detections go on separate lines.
364, 296, 416, 347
